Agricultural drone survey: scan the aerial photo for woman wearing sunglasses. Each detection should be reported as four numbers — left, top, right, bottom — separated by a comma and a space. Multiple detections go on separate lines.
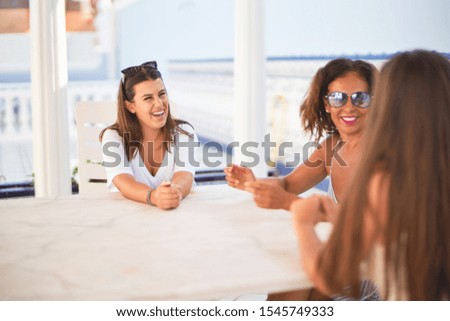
100, 61, 198, 210
225, 58, 377, 208
291, 50, 450, 300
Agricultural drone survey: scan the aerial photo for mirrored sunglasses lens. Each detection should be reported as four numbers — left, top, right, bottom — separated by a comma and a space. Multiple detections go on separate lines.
352, 92, 371, 108
328, 92, 347, 107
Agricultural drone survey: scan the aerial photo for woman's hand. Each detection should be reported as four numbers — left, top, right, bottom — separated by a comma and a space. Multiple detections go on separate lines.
224, 164, 256, 190
320, 196, 339, 224
290, 195, 338, 228
151, 181, 182, 210
244, 181, 298, 210
290, 196, 325, 228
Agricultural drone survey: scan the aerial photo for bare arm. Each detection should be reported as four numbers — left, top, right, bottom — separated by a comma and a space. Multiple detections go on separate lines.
112, 174, 184, 210
171, 171, 194, 199
291, 172, 388, 295
290, 196, 338, 294
363, 172, 389, 251
283, 138, 329, 195
113, 173, 151, 204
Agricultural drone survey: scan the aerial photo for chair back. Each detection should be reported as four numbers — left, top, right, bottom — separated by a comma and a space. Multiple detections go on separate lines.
76, 101, 117, 195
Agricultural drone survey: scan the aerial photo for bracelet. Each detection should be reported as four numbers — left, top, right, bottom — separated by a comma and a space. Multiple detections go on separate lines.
146, 189, 156, 206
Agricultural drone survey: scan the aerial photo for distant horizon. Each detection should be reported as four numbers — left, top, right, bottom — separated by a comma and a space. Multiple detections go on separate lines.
169, 51, 450, 63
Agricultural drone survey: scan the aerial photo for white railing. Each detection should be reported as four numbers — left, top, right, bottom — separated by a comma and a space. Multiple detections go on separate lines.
0, 80, 117, 138
0, 80, 118, 183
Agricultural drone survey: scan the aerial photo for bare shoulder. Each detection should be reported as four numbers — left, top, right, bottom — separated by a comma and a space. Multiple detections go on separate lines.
368, 172, 389, 200
321, 134, 340, 150
302, 136, 332, 165
320, 134, 340, 166
367, 171, 389, 227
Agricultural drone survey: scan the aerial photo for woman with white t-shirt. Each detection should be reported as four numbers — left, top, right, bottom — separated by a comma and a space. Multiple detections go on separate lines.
100, 61, 198, 210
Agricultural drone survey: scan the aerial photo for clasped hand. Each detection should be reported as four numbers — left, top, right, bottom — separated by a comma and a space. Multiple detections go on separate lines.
151, 181, 182, 210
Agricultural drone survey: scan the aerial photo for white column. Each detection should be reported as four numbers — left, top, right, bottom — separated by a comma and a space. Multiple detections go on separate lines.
234, 0, 267, 177
95, 0, 117, 80
30, 0, 71, 197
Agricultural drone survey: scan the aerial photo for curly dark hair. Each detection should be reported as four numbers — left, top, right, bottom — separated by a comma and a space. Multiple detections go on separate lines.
300, 58, 377, 141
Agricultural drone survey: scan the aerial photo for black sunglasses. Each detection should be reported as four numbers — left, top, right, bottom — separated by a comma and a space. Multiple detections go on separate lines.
121, 61, 158, 101
121, 61, 158, 78
324, 91, 372, 108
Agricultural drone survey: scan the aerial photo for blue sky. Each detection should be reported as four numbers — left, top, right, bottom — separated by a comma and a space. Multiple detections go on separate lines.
119, 0, 450, 67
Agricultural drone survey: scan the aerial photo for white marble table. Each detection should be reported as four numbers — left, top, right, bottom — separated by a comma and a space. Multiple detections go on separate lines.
0, 184, 330, 300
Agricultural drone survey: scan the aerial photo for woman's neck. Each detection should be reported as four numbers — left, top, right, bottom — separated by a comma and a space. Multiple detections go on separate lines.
142, 128, 164, 143
339, 132, 363, 149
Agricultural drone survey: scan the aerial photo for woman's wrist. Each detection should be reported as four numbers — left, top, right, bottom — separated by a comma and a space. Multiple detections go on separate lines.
146, 189, 156, 206
283, 193, 299, 211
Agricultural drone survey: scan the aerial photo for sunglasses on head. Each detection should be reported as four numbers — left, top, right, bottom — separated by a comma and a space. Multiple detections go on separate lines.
121, 61, 158, 101
324, 91, 372, 108
121, 61, 158, 79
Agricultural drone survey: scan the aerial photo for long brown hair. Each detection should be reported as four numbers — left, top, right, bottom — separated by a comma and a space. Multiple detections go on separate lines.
319, 50, 450, 300
300, 58, 377, 141
99, 61, 191, 161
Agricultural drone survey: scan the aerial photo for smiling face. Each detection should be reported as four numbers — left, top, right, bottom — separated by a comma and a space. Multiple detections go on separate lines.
324, 71, 370, 139
125, 79, 169, 133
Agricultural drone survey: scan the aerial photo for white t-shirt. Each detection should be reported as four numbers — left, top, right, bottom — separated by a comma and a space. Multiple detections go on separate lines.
101, 123, 199, 191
